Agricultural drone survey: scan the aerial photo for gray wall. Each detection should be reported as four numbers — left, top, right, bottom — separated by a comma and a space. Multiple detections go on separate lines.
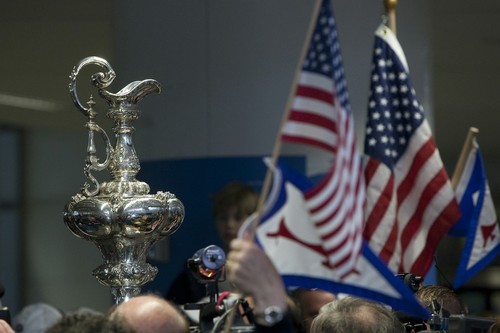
7, 1, 431, 313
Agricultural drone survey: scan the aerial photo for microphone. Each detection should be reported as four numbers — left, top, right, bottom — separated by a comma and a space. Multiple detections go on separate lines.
187, 245, 226, 283
0, 282, 11, 325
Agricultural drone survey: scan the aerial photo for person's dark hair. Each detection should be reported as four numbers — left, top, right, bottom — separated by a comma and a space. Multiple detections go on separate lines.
311, 296, 404, 333
290, 288, 337, 333
286, 295, 307, 333
46, 312, 134, 333
212, 182, 258, 218
415, 285, 467, 316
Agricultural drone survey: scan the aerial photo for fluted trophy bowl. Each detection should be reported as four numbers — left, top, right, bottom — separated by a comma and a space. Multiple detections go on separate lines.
63, 56, 184, 303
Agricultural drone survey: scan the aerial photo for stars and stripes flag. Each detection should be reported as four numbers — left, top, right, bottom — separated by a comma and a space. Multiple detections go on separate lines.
279, 0, 365, 279
452, 137, 500, 289
363, 24, 460, 276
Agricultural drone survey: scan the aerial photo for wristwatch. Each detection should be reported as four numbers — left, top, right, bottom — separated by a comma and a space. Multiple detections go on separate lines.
255, 305, 286, 327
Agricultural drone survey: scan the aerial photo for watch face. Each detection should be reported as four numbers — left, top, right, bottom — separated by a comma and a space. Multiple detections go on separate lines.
263, 306, 284, 325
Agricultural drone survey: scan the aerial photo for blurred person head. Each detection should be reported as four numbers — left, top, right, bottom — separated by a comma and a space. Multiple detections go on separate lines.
12, 302, 63, 333
45, 312, 133, 333
415, 285, 467, 317
109, 294, 188, 333
291, 288, 336, 333
311, 296, 405, 333
212, 182, 258, 250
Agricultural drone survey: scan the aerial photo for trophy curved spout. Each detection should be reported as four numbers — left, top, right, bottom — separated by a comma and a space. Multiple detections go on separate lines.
99, 79, 161, 108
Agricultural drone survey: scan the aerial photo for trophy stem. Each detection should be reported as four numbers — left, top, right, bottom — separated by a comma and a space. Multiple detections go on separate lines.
112, 286, 141, 304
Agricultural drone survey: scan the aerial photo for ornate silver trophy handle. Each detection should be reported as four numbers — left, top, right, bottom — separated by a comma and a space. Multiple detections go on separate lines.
69, 56, 116, 196
69, 56, 116, 116
81, 97, 113, 197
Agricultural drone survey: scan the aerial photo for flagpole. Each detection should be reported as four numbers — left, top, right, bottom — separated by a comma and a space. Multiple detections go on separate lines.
450, 127, 479, 190
248, 0, 323, 240
221, 3, 324, 332
384, 0, 398, 35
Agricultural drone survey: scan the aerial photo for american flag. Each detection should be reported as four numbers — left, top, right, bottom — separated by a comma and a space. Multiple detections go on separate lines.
363, 24, 460, 276
280, 0, 365, 279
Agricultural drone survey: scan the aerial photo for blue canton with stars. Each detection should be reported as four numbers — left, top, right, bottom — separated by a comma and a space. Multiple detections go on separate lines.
302, 0, 350, 113
364, 31, 425, 169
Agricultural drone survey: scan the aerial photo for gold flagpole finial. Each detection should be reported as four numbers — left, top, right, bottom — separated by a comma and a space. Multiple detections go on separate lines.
384, 0, 398, 35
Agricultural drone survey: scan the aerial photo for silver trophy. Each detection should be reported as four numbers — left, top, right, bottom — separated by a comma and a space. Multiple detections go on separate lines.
63, 56, 184, 304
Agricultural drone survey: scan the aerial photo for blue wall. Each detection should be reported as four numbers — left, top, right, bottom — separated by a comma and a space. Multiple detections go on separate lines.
138, 156, 305, 294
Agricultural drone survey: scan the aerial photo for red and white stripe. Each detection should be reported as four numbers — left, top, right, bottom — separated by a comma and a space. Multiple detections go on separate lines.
364, 121, 460, 275
282, 71, 365, 279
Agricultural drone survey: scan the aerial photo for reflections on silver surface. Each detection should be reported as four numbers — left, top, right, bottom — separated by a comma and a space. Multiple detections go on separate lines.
64, 56, 184, 304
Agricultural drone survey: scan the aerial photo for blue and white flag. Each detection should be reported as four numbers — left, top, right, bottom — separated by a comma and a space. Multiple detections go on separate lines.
452, 138, 500, 289
240, 160, 428, 318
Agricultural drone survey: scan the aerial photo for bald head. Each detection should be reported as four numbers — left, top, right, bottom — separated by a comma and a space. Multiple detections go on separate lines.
110, 295, 188, 333
311, 296, 404, 333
